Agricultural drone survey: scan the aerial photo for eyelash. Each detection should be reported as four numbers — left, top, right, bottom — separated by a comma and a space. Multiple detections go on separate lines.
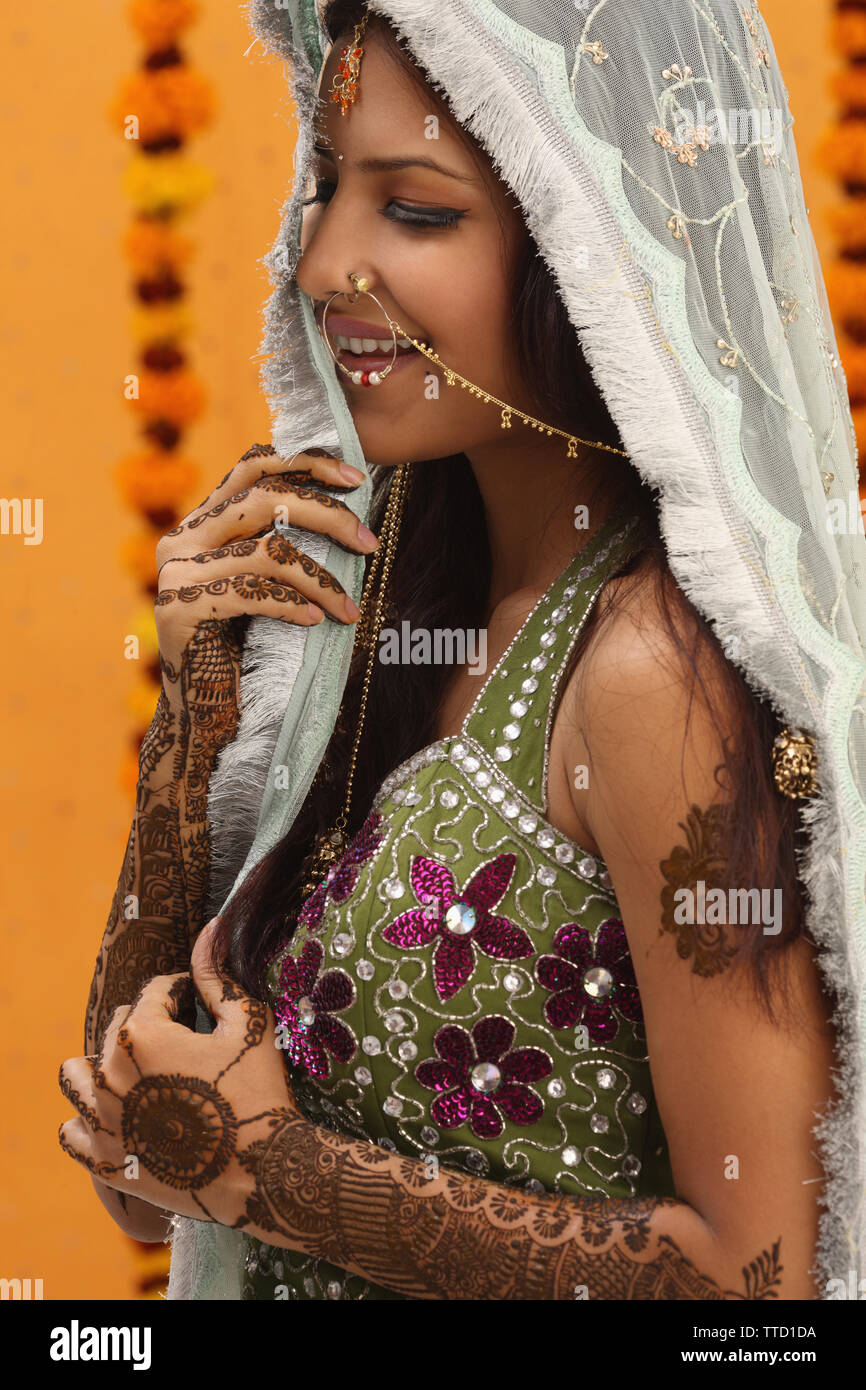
301, 178, 466, 230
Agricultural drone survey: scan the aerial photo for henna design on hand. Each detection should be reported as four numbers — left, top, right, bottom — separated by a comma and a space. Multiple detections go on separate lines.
155, 575, 312, 608
659, 803, 739, 976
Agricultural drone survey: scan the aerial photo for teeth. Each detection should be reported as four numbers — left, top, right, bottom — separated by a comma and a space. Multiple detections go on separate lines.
333, 333, 418, 353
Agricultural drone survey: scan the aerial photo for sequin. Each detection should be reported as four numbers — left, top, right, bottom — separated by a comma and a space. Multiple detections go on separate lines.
383, 1096, 403, 1116
297, 811, 386, 933
356, 959, 374, 980
384, 1010, 405, 1033
273, 940, 356, 1078
627, 1091, 647, 1115
562, 1145, 580, 1166
388, 979, 408, 1000
510, 699, 529, 717
597, 1067, 616, 1090
518, 813, 538, 834
521, 677, 539, 693
354, 1065, 373, 1085
547, 1077, 566, 1098
440, 789, 459, 808
494, 745, 513, 762
590, 1113, 609, 1134
362, 1035, 382, 1055
420, 1126, 438, 1146
536, 918, 643, 1041
398, 1040, 417, 1062
382, 852, 532, 1001
415, 1017, 552, 1139
622, 1154, 641, 1177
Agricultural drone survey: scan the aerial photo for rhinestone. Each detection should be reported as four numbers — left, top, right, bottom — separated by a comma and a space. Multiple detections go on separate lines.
536, 827, 555, 849
562, 1145, 581, 1166
597, 1067, 616, 1090
540, 630, 556, 648
404, 791, 421, 805
623, 1154, 642, 1177
470, 1061, 502, 1094
599, 870, 612, 890
590, 1112, 609, 1134
494, 744, 513, 762
488, 784, 505, 803
510, 699, 529, 717
464, 1150, 486, 1172
503, 971, 522, 992
332, 932, 353, 957
362, 1035, 382, 1055
392, 788, 406, 804
383, 1096, 403, 1117
356, 959, 375, 981
547, 1077, 566, 1098
529, 655, 548, 673
474, 769, 492, 788
500, 667, 508, 677
463, 753, 480, 773
398, 1039, 418, 1062
627, 1091, 647, 1115
327, 1281, 342, 1299
388, 979, 408, 1000
537, 866, 556, 887
385, 878, 405, 899
521, 677, 539, 693
378, 1137, 397, 1151
420, 1125, 439, 1146
426, 742, 444, 761
384, 1010, 405, 1032
525, 1178, 545, 1194
555, 842, 575, 864
518, 813, 538, 834
503, 722, 521, 740
501, 798, 519, 818
551, 604, 568, 623
583, 965, 614, 999
296, 996, 316, 1028
578, 565, 592, 579
273, 1260, 284, 1281
444, 900, 476, 935
450, 741, 466, 759
578, 855, 598, 878
563, 584, 577, 599
354, 1065, 372, 1085
303, 1277, 316, 1297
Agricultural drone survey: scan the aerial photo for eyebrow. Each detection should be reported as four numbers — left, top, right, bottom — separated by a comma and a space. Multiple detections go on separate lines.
313, 143, 477, 184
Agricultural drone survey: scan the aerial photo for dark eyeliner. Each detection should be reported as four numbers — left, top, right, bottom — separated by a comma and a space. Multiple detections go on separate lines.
301, 178, 466, 229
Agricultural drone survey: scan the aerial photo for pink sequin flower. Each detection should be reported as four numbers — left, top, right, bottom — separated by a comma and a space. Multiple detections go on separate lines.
297, 811, 385, 933
382, 851, 532, 1000
273, 938, 356, 1078
415, 1016, 553, 1139
536, 918, 643, 1042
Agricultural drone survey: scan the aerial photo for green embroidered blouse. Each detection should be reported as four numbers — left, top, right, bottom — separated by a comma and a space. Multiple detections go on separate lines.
241, 500, 676, 1299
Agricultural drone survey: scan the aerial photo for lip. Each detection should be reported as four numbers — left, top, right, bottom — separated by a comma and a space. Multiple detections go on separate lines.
314, 303, 431, 383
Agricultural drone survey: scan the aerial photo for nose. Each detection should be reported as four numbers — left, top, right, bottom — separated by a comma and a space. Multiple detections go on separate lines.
295, 189, 377, 318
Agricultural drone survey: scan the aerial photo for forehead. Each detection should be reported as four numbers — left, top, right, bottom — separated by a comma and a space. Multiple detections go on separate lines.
313, 26, 463, 155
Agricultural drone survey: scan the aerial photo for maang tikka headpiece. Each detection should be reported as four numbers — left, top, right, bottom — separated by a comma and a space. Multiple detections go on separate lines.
330, 14, 369, 116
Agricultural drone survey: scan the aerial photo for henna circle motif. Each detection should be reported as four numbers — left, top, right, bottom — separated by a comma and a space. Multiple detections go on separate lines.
121, 1074, 237, 1191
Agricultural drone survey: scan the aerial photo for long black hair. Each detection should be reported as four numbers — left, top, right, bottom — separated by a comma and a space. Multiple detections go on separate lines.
210, 0, 806, 1023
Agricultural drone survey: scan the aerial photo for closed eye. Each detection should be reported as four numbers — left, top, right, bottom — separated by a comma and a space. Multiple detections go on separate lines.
302, 178, 467, 230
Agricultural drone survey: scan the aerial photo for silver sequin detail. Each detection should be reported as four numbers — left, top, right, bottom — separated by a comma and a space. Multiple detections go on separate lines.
579, 855, 598, 878
525, 1178, 545, 1194
354, 1065, 373, 1085
470, 1061, 502, 1094
518, 813, 537, 834
562, 1145, 581, 1167
420, 1126, 439, 1146
536, 827, 555, 849
501, 798, 519, 819
597, 1067, 617, 1090
384, 1010, 405, 1033
327, 1281, 342, 1299
623, 1154, 642, 1177
488, 785, 505, 803
474, 769, 492, 788
332, 932, 353, 957
529, 655, 548, 673
521, 676, 539, 693
583, 965, 614, 999
385, 879, 405, 899
362, 1035, 382, 1056
510, 699, 529, 717
494, 745, 513, 762
398, 1040, 418, 1062
440, 788, 459, 808
555, 842, 575, 864
356, 959, 375, 981
503, 722, 521, 740
383, 1096, 403, 1117
463, 754, 480, 773
627, 1091, 647, 1115
388, 979, 408, 1000
537, 866, 556, 887
590, 1113, 609, 1134
547, 1077, 566, 1098
503, 972, 522, 992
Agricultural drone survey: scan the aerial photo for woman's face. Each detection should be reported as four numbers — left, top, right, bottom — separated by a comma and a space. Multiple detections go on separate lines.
295, 26, 535, 468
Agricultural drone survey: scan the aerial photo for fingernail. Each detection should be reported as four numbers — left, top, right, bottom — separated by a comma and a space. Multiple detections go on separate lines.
308, 603, 324, 621
357, 523, 378, 550
339, 462, 365, 483
344, 596, 360, 619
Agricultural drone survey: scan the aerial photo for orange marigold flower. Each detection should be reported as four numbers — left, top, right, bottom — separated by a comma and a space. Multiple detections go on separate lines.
110, 68, 216, 142
816, 122, 866, 182
126, 369, 207, 425
128, 0, 200, 48
123, 218, 195, 274
825, 201, 866, 252
833, 13, 866, 59
116, 451, 203, 510
130, 301, 193, 344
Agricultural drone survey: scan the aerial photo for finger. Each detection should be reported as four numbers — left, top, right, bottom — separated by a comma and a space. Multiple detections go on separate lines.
58, 1057, 114, 1135
182, 445, 367, 528
161, 533, 360, 624
172, 477, 378, 556
58, 1117, 121, 1182
190, 924, 253, 1028
155, 573, 327, 626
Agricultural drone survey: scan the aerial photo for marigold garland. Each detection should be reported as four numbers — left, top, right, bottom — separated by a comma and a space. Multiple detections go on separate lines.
110, 0, 214, 1297
822, 2, 866, 470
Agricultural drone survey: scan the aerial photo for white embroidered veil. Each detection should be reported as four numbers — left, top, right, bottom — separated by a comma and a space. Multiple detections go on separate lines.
167, 0, 866, 1299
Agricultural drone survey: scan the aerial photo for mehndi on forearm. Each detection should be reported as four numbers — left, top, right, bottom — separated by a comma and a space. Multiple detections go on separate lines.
84, 621, 243, 1055
235, 1112, 783, 1300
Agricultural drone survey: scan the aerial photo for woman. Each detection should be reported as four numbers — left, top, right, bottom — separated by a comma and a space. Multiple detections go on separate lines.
59, 0, 866, 1301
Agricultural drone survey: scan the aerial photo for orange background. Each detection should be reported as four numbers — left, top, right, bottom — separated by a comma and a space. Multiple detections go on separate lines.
0, 2, 840, 1298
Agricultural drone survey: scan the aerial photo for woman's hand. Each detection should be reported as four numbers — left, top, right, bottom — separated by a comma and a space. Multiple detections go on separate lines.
60, 919, 304, 1229
154, 441, 376, 699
